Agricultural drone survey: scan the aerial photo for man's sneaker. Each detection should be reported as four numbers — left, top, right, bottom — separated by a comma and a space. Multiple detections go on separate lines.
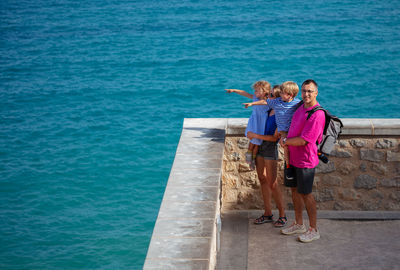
298, 227, 320, 243
281, 222, 306, 235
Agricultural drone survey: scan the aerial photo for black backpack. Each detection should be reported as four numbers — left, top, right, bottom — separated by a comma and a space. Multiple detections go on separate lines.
305, 105, 343, 163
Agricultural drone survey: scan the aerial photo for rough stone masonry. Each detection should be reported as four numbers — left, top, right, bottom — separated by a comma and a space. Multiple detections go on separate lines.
222, 137, 400, 211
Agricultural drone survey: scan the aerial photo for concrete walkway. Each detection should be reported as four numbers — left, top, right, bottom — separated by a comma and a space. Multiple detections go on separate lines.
218, 210, 400, 270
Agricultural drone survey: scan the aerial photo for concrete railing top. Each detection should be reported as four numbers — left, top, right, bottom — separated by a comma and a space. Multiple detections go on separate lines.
226, 118, 400, 136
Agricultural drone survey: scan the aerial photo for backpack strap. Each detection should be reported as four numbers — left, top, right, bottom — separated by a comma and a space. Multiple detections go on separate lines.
306, 105, 324, 120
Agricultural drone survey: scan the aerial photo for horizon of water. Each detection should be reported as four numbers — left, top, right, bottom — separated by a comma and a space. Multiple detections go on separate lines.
1, 0, 400, 269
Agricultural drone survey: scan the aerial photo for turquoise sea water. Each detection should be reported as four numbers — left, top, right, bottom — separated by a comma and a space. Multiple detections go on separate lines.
1, 0, 400, 268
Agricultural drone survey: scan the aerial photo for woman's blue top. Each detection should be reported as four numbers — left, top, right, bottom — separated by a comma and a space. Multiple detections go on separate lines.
265, 110, 277, 135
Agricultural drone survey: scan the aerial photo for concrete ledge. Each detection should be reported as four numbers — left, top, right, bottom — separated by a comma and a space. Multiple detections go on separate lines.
144, 118, 227, 270
226, 118, 400, 136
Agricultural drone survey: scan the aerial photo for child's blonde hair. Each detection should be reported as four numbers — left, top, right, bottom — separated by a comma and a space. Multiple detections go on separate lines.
252, 80, 271, 95
281, 81, 299, 97
272, 84, 281, 98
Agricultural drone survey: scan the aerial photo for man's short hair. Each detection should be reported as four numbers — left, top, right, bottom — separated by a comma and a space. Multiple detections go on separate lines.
302, 79, 318, 88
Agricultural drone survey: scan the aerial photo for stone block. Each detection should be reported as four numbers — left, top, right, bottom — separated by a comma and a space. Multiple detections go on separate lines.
229, 152, 240, 161
316, 161, 335, 174
389, 191, 400, 202
238, 162, 251, 172
223, 189, 238, 203
223, 174, 239, 188
237, 138, 248, 149
384, 202, 400, 211
153, 219, 214, 238
314, 188, 334, 202
158, 201, 216, 219
354, 175, 377, 189
163, 186, 218, 202
144, 259, 209, 270
387, 151, 400, 162
360, 149, 385, 162
375, 139, 397, 149
338, 140, 349, 147
380, 178, 400, 188
338, 161, 356, 175
323, 175, 342, 186
313, 176, 321, 187
338, 189, 359, 201
237, 190, 260, 208
333, 201, 353, 210
169, 169, 221, 187
359, 163, 367, 172
240, 173, 258, 188
350, 139, 366, 148
371, 163, 387, 175
359, 200, 380, 211
370, 190, 384, 199
225, 140, 234, 152
330, 149, 352, 158
224, 162, 236, 172
146, 237, 211, 260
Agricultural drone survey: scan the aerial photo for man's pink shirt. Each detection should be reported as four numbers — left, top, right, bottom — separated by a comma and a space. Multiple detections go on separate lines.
287, 103, 325, 168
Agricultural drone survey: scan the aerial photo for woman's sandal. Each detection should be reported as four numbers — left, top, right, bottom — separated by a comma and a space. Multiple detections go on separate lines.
254, 215, 273, 224
273, 216, 287, 227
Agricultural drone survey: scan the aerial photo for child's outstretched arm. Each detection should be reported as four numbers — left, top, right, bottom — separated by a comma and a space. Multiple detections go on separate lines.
243, 99, 268, 108
225, 89, 253, 99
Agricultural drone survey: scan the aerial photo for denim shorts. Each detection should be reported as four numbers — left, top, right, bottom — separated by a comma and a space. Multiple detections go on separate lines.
284, 165, 316, 194
257, 141, 278, 160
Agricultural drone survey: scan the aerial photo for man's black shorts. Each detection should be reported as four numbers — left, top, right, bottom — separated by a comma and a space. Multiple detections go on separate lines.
284, 165, 316, 194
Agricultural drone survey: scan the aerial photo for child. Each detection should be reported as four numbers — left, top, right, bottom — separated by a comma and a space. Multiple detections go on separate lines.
271, 84, 281, 99
225, 81, 271, 169
244, 81, 300, 179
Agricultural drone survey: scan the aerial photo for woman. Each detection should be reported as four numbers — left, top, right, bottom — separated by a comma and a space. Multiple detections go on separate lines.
247, 85, 287, 227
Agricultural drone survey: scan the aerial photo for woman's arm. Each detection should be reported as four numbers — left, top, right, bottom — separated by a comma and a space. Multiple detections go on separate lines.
225, 89, 253, 99
247, 130, 279, 142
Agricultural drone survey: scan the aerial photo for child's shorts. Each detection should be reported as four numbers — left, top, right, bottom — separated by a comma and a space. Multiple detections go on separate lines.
257, 141, 278, 160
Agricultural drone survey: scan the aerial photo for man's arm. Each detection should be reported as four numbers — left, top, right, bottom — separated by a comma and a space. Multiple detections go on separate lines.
225, 89, 253, 99
280, 136, 308, 147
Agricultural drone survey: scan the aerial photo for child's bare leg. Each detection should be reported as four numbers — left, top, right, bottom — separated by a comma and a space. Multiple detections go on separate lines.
246, 143, 255, 164
249, 144, 259, 170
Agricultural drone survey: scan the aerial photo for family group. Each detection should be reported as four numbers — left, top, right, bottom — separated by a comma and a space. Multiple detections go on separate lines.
226, 79, 325, 243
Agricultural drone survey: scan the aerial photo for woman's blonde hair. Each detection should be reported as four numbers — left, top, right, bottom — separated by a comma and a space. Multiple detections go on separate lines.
281, 81, 299, 97
252, 80, 271, 95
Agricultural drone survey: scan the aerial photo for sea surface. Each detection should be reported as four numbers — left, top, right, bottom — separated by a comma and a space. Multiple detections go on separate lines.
1, 0, 399, 268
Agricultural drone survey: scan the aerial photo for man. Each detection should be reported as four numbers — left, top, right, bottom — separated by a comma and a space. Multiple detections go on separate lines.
279, 79, 325, 243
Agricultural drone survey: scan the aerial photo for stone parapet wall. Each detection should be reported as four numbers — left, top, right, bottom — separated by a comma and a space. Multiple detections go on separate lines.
222, 119, 400, 212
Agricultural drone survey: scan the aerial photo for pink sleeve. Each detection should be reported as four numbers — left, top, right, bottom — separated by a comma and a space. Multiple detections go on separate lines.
300, 110, 325, 144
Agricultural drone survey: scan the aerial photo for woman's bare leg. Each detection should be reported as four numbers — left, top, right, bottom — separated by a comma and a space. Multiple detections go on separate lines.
265, 159, 285, 217
256, 156, 272, 216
